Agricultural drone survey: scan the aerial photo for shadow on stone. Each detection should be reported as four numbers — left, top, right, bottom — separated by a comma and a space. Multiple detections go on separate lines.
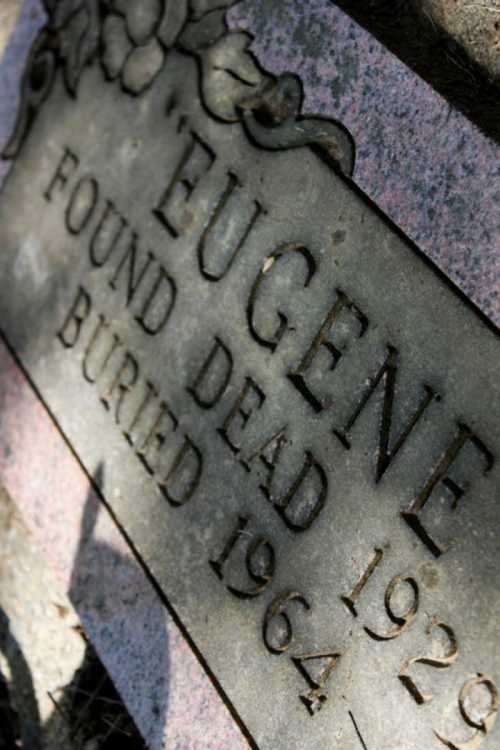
0, 462, 170, 749
0, 607, 41, 750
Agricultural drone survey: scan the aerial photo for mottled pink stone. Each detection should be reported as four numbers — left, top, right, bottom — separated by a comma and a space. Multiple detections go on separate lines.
0, 339, 248, 749
0, 6, 247, 747
229, 0, 500, 326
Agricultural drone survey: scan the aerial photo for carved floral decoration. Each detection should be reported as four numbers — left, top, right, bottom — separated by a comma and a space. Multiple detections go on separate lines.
101, 0, 189, 94
3, 0, 355, 177
48, 0, 100, 94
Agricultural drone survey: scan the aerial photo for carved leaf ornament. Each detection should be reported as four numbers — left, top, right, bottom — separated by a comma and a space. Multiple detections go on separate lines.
3, 0, 355, 176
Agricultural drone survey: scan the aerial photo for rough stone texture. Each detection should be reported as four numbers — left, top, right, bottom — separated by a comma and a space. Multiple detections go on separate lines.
423, 0, 500, 82
0, 486, 85, 749
0, 0, 22, 54
322, 0, 500, 142
0, 6, 247, 748
0, 340, 248, 750
2, 1, 499, 320
0, 0, 45, 185
0, 1, 498, 747
229, 0, 500, 325
0, 42, 498, 748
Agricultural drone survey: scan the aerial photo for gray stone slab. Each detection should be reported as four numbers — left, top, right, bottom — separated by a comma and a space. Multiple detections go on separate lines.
0, 8, 498, 750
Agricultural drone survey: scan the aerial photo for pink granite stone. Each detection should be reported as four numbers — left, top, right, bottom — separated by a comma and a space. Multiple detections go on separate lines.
0, 0, 46, 185
0, 1, 498, 746
0, 5, 249, 746
0, 338, 248, 750
229, 0, 500, 326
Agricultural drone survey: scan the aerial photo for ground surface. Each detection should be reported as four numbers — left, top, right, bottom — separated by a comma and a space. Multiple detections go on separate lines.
331, 0, 500, 141
424, 0, 499, 81
0, 487, 145, 749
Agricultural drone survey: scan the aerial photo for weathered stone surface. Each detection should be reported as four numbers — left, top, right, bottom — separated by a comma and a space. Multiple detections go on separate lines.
0, 20, 498, 749
229, 0, 500, 326
319, 0, 500, 137
122, 37, 164, 94
0, 336, 248, 750
422, 0, 500, 83
0, 486, 85, 750
3, 1, 499, 325
0, 0, 22, 56
101, 15, 131, 81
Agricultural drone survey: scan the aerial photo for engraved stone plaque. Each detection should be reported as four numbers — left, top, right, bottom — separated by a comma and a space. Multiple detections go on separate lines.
0, 4, 498, 749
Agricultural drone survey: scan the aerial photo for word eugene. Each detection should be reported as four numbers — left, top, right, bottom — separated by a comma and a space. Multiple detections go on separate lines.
46, 139, 494, 560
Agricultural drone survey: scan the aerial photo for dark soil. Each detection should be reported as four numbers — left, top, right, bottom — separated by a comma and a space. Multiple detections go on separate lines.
332, 0, 500, 144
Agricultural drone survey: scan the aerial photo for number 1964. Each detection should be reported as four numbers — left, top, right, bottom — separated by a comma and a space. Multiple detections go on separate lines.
211, 517, 498, 748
